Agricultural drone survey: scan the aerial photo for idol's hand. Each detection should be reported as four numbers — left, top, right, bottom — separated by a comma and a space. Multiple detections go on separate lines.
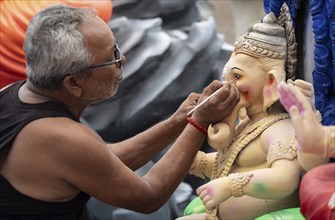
196, 177, 231, 211
287, 79, 315, 110
278, 82, 325, 155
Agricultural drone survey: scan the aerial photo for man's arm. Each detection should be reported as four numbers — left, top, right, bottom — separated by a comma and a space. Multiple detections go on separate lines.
56, 117, 208, 212
107, 92, 199, 171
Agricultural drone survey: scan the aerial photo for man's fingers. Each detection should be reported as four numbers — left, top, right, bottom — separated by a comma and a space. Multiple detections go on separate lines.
214, 83, 238, 103
214, 82, 231, 102
203, 80, 224, 97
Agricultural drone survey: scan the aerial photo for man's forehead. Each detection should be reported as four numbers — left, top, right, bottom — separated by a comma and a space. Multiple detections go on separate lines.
81, 19, 115, 44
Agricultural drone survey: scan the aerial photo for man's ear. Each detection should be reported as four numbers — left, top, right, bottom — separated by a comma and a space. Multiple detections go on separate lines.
62, 75, 83, 98
263, 71, 282, 111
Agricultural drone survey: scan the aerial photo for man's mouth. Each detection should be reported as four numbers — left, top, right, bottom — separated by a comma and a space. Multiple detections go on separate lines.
116, 73, 123, 82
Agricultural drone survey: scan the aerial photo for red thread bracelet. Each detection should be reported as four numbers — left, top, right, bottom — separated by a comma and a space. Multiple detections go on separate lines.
187, 117, 207, 134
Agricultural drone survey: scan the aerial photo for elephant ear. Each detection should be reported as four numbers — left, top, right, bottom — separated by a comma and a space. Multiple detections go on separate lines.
263, 69, 285, 112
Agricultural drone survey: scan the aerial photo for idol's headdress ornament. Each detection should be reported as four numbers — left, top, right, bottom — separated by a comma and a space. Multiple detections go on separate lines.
233, 3, 297, 80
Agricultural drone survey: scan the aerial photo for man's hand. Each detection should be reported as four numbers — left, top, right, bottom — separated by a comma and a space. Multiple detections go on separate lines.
192, 80, 240, 127
170, 92, 201, 126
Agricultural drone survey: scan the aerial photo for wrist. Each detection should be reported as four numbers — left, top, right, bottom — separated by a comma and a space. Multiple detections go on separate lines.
164, 116, 187, 134
187, 117, 208, 134
190, 113, 211, 128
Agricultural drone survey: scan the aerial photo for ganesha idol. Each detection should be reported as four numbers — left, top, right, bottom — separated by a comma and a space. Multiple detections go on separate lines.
179, 3, 325, 220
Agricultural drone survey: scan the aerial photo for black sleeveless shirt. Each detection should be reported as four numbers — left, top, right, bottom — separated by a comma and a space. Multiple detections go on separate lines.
0, 81, 91, 220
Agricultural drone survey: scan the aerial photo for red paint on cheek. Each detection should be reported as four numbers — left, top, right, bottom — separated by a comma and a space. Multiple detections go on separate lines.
240, 91, 249, 101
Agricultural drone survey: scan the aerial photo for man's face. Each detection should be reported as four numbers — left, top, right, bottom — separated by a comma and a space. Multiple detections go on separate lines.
79, 17, 124, 102
223, 52, 267, 106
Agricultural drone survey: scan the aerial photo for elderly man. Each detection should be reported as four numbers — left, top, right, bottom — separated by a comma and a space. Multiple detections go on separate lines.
0, 4, 239, 220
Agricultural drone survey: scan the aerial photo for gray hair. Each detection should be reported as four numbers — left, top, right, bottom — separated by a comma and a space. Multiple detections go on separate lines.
24, 4, 97, 90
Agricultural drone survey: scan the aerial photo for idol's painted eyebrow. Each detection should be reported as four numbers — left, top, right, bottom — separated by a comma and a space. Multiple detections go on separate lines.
231, 67, 244, 72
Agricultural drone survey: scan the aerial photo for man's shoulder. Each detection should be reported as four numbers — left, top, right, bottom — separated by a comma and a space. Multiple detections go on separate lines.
20, 117, 100, 147
12, 117, 107, 170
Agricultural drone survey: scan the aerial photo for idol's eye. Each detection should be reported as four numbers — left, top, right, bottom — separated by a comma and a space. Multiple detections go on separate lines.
234, 73, 241, 79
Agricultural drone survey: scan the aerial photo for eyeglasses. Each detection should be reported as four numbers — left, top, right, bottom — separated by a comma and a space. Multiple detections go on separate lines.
87, 44, 122, 70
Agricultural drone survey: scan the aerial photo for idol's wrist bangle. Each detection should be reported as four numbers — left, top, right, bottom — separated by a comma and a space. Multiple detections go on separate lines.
189, 151, 207, 179
228, 172, 254, 197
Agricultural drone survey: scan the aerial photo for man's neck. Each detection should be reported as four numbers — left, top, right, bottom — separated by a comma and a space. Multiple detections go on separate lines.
20, 81, 86, 118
